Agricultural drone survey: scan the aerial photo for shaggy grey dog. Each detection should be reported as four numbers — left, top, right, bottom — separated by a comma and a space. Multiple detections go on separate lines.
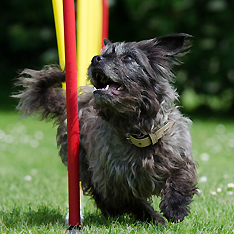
14, 33, 197, 226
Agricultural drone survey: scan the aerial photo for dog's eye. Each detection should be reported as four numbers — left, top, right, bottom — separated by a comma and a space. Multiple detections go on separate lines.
123, 55, 134, 61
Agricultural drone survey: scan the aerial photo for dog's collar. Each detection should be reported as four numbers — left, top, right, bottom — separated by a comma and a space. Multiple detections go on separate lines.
126, 116, 174, 148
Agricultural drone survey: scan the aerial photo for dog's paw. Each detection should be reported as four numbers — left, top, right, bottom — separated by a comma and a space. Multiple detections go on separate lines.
160, 202, 189, 223
159, 190, 191, 223
162, 208, 187, 223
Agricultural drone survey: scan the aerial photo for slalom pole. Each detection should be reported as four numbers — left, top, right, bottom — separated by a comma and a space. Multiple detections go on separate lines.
102, 0, 109, 47
52, 0, 65, 70
76, 0, 102, 87
63, 0, 80, 231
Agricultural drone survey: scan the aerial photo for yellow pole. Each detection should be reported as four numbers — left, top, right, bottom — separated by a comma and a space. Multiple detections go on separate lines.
77, 0, 102, 87
52, 0, 66, 89
53, 0, 103, 88
52, 0, 65, 70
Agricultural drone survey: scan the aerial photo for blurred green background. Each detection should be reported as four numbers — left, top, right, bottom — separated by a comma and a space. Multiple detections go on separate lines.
1, 0, 234, 116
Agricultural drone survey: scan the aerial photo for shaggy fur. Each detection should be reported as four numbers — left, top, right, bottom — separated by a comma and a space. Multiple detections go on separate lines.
13, 33, 197, 226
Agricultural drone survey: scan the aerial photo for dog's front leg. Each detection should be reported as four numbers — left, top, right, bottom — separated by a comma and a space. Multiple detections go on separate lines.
159, 168, 197, 223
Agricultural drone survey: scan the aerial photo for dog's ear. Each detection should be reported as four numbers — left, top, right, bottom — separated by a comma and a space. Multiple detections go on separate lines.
136, 34, 192, 79
155, 33, 192, 56
103, 39, 112, 46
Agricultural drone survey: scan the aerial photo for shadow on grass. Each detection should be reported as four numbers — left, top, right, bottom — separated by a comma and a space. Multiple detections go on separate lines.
0, 205, 66, 228
82, 211, 165, 231
83, 212, 134, 226
1, 205, 164, 231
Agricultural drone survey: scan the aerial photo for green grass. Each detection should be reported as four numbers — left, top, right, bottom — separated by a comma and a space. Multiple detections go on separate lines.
1, 111, 234, 233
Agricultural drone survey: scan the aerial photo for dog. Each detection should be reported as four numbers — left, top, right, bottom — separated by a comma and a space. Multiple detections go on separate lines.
13, 33, 197, 226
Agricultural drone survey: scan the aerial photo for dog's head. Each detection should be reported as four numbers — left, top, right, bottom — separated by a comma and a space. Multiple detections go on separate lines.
88, 34, 191, 133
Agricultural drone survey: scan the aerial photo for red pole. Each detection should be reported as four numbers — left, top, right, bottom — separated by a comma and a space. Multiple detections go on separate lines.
102, 0, 109, 47
63, 0, 80, 229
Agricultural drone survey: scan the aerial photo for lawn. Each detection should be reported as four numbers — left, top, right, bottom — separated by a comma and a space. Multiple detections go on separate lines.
0, 111, 234, 233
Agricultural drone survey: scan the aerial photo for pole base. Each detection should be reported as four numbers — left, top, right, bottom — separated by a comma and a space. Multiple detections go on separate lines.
66, 226, 81, 233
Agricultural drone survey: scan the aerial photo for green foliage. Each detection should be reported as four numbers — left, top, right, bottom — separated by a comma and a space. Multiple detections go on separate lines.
1, 112, 234, 233
0, 1, 57, 110
109, 0, 234, 114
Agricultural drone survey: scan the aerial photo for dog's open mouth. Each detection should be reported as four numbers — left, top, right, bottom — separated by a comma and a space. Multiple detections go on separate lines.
92, 70, 125, 94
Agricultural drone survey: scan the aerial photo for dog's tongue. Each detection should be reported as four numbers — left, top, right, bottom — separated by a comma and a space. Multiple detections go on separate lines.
109, 83, 120, 90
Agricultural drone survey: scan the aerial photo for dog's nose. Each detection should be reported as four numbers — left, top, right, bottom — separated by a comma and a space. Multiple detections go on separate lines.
91, 55, 104, 65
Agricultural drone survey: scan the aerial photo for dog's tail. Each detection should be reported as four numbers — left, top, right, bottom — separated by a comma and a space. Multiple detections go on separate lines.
13, 65, 66, 124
